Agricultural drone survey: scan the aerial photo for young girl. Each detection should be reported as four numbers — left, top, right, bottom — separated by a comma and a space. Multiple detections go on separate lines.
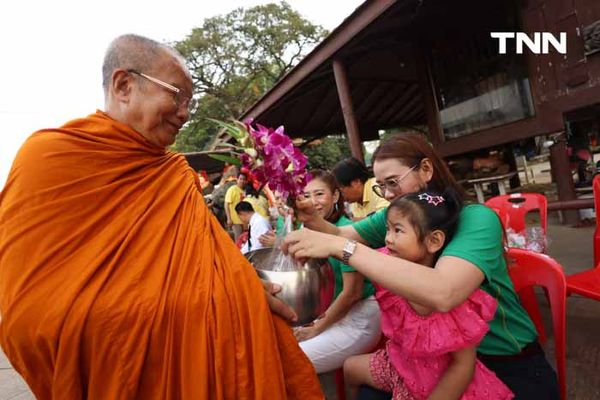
343, 190, 513, 400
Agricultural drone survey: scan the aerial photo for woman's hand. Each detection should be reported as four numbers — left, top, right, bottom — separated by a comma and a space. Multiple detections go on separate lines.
293, 320, 324, 342
294, 195, 319, 224
258, 230, 276, 247
282, 228, 344, 261
262, 280, 298, 324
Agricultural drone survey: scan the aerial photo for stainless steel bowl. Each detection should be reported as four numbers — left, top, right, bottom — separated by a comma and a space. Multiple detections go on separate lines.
246, 248, 334, 327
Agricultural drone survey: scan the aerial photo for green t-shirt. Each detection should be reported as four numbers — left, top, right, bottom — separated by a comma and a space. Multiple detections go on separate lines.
353, 204, 538, 355
331, 215, 376, 301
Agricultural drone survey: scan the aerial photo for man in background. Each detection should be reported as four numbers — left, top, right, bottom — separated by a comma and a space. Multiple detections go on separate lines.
332, 157, 389, 220
236, 201, 272, 254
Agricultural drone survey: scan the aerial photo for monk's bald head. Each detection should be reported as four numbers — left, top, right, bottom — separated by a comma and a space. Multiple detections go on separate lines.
102, 34, 187, 94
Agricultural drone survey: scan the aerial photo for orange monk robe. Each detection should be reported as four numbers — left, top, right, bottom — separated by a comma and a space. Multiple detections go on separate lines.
0, 111, 323, 399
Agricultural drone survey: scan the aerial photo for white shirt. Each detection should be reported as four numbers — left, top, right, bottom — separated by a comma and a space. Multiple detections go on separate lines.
241, 212, 272, 254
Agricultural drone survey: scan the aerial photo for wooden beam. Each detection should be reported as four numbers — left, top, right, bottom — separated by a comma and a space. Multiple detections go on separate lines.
549, 136, 580, 225
241, 0, 397, 122
413, 43, 444, 146
333, 58, 364, 162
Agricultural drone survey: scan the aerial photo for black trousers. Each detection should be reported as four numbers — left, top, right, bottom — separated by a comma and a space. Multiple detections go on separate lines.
357, 343, 559, 400
479, 348, 559, 400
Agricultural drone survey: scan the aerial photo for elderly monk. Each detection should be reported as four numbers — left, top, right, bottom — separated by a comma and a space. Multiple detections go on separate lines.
0, 34, 323, 399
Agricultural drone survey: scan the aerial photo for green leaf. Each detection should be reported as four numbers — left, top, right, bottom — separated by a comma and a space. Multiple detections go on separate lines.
206, 118, 245, 140
208, 154, 242, 166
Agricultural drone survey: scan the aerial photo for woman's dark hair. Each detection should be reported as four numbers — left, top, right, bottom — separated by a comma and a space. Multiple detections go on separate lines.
373, 132, 466, 200
308, 169, 346, 223
386, 188, 463, 254
332, 157, 370, 186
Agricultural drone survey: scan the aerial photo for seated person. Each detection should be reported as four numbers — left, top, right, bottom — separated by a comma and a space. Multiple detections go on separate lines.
236, 201, 272, 254
294, 170, 381, 373
244, 183, 270, 218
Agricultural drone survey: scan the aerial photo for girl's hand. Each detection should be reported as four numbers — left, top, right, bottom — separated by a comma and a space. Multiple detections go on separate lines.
282, 228, 344, 261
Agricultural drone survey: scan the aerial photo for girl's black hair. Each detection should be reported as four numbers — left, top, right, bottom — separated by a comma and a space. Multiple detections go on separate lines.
386, 188, 463, 254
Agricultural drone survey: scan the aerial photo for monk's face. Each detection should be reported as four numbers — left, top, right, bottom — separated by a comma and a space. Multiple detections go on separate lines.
127, 52, 194, 148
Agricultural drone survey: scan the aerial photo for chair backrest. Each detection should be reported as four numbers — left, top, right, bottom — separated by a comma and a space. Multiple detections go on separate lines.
485, 193, 548, 234
507, 248, 567, 400
593, 175, 600, 266
594, 175, 600, 225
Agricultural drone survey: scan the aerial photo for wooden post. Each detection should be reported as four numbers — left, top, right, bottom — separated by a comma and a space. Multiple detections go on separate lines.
413, 44, 444, 146
333, 58, 364, 163
549, 136, 580, 225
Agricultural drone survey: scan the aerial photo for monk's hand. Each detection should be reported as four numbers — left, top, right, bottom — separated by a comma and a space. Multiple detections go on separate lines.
262, 280, 298, 324
282, 228, 343, 262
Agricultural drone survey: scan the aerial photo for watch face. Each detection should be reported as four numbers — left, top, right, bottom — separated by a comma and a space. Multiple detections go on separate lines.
344, 240, 357, 254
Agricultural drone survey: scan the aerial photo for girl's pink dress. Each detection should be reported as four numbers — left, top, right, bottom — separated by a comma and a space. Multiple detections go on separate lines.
371, 252, 513, 399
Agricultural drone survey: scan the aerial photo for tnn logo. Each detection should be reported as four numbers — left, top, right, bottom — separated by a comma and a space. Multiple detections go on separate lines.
491, 32, 567, 54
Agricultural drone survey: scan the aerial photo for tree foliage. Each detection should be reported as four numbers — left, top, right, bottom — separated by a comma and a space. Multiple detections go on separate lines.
172, 2, 328, 152
303, 136, 352, 171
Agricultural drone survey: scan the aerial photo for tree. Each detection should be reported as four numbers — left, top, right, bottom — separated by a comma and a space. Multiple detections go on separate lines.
303, 136, 352, 170
172, 2, 328, 152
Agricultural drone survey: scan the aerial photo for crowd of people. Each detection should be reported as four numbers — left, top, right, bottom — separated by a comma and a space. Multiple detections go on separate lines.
0, 34, 560, 399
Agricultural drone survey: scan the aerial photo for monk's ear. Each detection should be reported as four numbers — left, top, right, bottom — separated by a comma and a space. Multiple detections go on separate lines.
110, 69, 134, 103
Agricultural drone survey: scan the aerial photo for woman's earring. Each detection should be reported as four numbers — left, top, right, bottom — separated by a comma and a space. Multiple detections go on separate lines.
334, 203, 339, 212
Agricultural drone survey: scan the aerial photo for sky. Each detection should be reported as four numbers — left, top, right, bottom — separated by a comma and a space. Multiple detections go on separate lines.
0, 0, 364, 187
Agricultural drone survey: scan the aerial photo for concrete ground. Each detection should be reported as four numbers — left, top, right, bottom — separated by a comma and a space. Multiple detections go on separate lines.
1, 162, 599, 399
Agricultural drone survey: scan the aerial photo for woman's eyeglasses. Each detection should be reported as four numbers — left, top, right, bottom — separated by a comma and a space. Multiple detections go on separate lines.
372, 164, 418, 198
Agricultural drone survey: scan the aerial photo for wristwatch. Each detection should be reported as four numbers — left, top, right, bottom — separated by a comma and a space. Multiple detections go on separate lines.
342, 240, 357, 264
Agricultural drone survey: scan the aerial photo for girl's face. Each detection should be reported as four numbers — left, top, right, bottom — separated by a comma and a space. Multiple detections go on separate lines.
384, 207, 429, 264
303, 178, 339, 219
373, 158, 432, 201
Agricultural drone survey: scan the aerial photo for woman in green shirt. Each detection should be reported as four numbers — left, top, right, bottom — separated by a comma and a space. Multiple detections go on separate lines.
284, 133, 558, 399
294, 170, 381, 374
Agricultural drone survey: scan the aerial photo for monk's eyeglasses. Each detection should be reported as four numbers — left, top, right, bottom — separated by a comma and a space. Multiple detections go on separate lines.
127, 69, 197, 113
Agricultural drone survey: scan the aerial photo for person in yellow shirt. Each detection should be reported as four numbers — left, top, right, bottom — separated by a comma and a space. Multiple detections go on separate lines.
224, 172, 247, 240
332, 157, 389, 220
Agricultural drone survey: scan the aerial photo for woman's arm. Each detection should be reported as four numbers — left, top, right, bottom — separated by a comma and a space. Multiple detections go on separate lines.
293, 196, 366, 243
428, 346, 477, 400
295, 272, 365, 341
284, 229, 484, 312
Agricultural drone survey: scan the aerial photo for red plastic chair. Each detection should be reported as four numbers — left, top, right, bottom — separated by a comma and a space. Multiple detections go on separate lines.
565, 174, 600, 301
507, 248, 567, 400
485, 193, 548, 235
593, 175, 600, 267
486, 193, 550, 341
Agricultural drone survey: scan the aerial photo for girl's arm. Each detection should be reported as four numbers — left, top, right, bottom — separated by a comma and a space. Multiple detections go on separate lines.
294, 272, 365, 341
284, 229, 485, 312
428, 346, 477, 400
